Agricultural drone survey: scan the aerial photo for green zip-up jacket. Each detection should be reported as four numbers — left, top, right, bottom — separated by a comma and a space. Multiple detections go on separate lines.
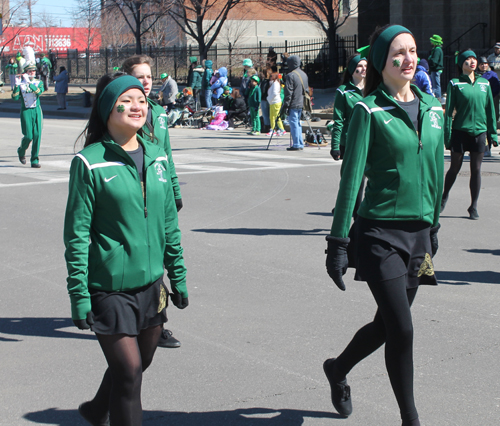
64, 134, 187, 320
444, 74, 498, 148
145, 98, 181, 200
331, 81, 363, 151
331, 84, 444, 238
246, 85, 261, 109
428, 46, 444, 72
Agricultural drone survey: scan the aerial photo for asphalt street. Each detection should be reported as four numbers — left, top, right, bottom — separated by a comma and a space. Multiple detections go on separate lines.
1, 113, 499, 425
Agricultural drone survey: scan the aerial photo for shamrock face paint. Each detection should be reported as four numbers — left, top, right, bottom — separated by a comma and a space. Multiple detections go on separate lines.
392, 59, 401, 67
117, 105, 125, 113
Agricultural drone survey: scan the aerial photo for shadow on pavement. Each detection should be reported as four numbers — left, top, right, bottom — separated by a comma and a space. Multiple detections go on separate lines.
437, 270, 500, 285
192, 228, 327, 236
24, 407, 342, 425
0, 317, 96, 341
465, 248, 500, 256
307, 212, 333, 217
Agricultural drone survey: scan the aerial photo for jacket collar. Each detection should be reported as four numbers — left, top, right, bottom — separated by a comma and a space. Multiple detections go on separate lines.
376, 82, 431, 109
101, 133, 163, 168
346, 81, 363, 95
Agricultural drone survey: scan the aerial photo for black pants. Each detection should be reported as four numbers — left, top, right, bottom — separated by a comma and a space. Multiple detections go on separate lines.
334, 275, 419, 423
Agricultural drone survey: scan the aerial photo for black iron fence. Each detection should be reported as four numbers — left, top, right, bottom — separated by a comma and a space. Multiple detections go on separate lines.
2, 35, 357, 89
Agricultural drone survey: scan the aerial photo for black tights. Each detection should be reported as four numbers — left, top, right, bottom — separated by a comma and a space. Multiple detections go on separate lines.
334, 276, 419, 424
442, 151, 484, 210
89, 325, 163, 426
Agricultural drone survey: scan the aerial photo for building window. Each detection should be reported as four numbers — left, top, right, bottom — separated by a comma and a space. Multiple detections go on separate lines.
279, 31, 284, 36
267, 31, 272, 37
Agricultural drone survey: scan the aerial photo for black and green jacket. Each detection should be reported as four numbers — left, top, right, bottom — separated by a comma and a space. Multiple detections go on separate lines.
331, 81, 363, 151
444, 74, 498, 148
145, 98, 181, 200
64, 134, 187, 320
428, 46, 444, 72
331, 84, 444, 238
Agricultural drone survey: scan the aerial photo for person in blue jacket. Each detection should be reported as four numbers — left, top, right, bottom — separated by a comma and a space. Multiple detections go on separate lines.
210, 67, 228, 105
413, 59, 433, 95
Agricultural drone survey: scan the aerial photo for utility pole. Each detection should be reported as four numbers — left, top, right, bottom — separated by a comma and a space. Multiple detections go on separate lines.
28, 0, 33, 27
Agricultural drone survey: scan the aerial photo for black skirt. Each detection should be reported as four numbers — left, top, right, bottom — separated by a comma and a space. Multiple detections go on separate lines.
89, 277, 168, 336
348, 217, 437, 288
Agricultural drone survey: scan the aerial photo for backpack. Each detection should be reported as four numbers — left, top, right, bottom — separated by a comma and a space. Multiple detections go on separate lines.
41, 62, 49, 76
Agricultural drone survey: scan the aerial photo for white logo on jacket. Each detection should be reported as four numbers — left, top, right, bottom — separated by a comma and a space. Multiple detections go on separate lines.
479, 83, 488, 93
158, 116, 167, 129
155, 163, 167, 182
429, 111, 442, 129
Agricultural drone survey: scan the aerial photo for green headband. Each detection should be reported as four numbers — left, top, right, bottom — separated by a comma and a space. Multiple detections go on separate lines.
456, 50, 476, 69
370, 25, 413, 73
98, 75, 145, 124
347, 55, 366, 75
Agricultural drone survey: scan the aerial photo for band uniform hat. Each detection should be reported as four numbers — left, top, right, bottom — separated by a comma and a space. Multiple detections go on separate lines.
430, 34, 443, 45
23, 62, 37, 72
160, 72, 168, 79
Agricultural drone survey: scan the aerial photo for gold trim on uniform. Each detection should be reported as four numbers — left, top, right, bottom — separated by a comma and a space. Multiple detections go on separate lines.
158, 285, 167, 312
417, 253, 435, 277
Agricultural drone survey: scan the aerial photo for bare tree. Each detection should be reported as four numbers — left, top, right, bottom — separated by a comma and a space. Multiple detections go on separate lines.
102, 0, 172, 54
168, 0, 243, 61
72, 0, 101, 51
218, 8, 252, 49
0, 0, 37, 56
143, 14, 181, 48
265, 0, 359, 83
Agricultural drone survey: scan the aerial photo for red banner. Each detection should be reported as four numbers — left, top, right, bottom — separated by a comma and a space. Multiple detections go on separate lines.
0, 27, 101, 54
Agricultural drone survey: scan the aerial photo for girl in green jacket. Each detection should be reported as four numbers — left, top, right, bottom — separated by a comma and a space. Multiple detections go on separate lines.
330, 53, 367, 160
441, 49, 498, 219
324, 25, 444, 426
64, 74, 188, 426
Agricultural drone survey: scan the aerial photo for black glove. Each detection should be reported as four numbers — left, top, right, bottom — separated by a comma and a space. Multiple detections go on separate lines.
330, 149, 341, 161
175, 198, 183, 212
430, 224, 440, 257
170, 293, 189, 309
325, 236, 350, 291
73, 311, 94, 330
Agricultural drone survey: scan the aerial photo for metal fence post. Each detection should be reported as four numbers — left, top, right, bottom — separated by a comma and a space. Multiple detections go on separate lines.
174, 45, 177, 81
229, 42, 232, 82
86, 48, 90, 83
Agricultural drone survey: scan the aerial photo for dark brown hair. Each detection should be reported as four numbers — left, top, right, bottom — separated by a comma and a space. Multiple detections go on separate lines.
121, 55, 154, 75
232, 88, 241, 99
363, 25, 390, 96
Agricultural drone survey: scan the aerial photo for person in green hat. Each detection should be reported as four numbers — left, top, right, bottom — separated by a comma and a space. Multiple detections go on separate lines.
64, 73, 188, 426
38, 52, 52, 91
158, 71, 178, 110
12, 62, 45, 168
240, 58, 256, 100
6, 57, 18, 91
202, 59, 213, 108
325, 24, 444, 426
428, 34, 444, 100
440, 49, 498, 219
246, 74, 261, 135
187, 56, 204, 109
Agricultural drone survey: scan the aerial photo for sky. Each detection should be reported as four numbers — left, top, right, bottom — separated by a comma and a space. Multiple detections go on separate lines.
31, 0, 80, 27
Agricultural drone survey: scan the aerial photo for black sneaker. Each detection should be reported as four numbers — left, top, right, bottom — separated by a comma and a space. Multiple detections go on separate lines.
157, 328, 181, 348
467, 207, 479, 220
323, 358, 352, 417
78, 401, 109, 426
31, 163, 41, 168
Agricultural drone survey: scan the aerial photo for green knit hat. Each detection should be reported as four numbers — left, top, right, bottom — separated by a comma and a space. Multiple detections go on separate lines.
160, 72, 168, 79
370, 25, 413, 73
456, 50, 476, 69
347, 55, 364, 75
189, 56, 198, 63
98, 75, 145, 124
430, 35, 443, 45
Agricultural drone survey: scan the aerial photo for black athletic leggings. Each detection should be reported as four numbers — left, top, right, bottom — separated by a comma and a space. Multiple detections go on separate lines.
334, 275, 419, 424
88, 325, 163, 426
442, 151, 484, 209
